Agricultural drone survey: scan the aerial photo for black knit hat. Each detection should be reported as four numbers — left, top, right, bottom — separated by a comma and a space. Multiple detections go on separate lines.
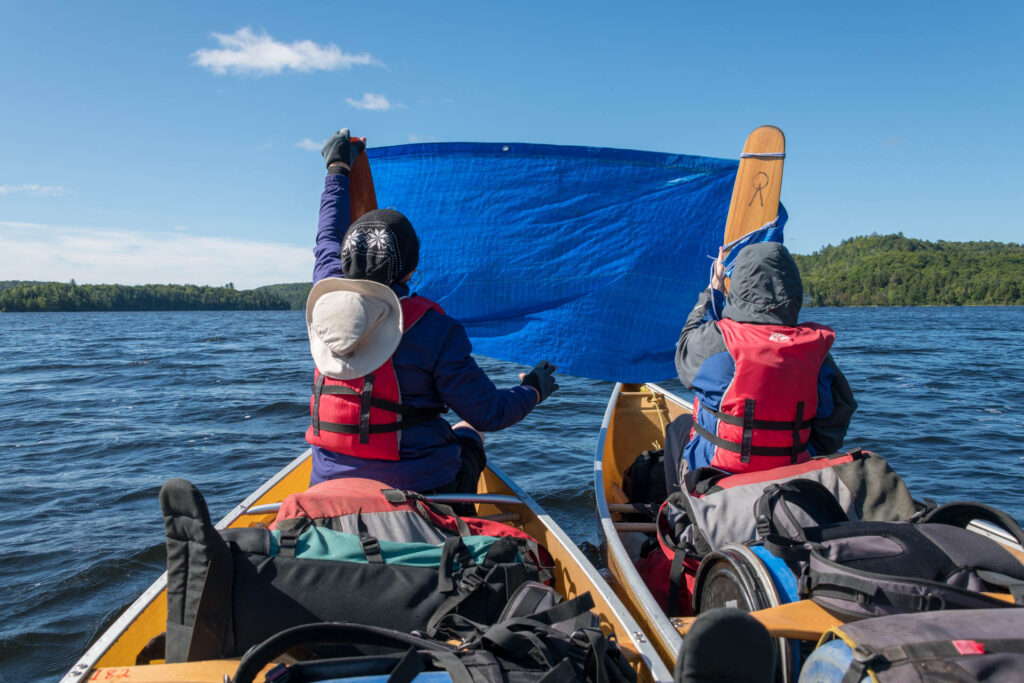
341, 209, 420, 285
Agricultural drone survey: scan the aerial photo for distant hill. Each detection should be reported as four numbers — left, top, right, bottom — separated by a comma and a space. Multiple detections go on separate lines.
793, 234, 1024, 306
253, 282, 311, 310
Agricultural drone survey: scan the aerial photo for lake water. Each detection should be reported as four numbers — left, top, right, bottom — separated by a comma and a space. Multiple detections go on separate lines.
2, 307, 1023, 681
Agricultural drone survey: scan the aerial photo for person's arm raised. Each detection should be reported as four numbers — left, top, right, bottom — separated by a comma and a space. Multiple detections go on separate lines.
313, 128, 366, 283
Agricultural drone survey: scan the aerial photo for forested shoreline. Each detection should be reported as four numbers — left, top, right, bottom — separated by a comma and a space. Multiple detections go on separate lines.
4, 234, 1023, 312
793, 234, 1024, 306
0, 281, 289, 312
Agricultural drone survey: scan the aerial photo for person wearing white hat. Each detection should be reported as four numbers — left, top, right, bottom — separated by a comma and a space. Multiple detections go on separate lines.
306, 129, 559, 494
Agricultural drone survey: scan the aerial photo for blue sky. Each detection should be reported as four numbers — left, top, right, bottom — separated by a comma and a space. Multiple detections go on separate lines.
1, 2, 1021, 288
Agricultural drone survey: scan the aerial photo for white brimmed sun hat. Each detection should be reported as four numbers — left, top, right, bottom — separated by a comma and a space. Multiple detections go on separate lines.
306, 277, 403, 379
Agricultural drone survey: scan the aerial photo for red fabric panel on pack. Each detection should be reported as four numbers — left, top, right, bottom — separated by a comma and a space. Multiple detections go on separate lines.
707, 452, 854, 493
273, 478, 418, 525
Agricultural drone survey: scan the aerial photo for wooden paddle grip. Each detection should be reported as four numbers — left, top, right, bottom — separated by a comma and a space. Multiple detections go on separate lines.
349, 151, 378, 222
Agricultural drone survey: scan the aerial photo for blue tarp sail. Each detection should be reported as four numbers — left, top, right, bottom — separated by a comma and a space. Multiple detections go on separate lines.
367, 142, 784, 383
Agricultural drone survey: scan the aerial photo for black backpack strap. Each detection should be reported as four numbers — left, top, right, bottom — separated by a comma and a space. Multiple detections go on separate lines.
520, 592, 596, 629
805, 570, 950, 612
384, 647, 427, 683
383, 488, 472, 537
571, 628, 609, 683
917, 501, 1024, 547
755, 479, 849, 542
160, 478, 235, 663
427, 538, 515, 635
231, 622, 453, 683
427, 650, 476, 683
667, 550, 687, 618
354, 510, 384, 564
436, 536, 476, 593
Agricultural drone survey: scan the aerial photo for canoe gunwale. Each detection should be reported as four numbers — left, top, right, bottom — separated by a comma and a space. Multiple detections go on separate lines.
594, 383, 691, 667
489, 462, 673, 681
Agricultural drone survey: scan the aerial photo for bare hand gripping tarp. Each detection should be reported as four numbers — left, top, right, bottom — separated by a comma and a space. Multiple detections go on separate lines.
367, 142, 786, 382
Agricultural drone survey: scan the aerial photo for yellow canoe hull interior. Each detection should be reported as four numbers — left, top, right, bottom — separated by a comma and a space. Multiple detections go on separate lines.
66, 450, 672, 682
595, 383, 691, 667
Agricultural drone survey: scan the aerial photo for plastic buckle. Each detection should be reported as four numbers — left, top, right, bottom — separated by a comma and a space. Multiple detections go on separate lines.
459, 570, 485, 593
851, 645, 885, 666
755, 515, 772, 538
568, 629, 591, 663
360, 535, 381, 558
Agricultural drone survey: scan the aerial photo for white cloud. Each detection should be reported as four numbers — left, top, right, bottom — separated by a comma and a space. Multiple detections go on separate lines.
345, 93, 393, 111
192, 27, 382, 76
295, 138, 322, 151
0, 221, 312, 289
0, 184, 67, 197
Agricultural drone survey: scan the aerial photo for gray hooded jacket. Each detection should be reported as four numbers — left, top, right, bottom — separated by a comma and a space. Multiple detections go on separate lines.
675, 242, 857, 456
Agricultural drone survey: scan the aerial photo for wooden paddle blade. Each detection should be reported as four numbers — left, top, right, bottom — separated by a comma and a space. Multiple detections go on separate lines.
677, 593, 1017, 642
722, 125, 785, 246
349, 151, 378, 222
674, 599, 839, 642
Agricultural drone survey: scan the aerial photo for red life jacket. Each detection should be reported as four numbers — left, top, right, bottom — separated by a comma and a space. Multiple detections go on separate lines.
691, 318, 835, 473
305, 296, 445, 461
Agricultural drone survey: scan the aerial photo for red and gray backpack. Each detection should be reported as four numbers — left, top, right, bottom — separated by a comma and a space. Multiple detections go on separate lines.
643, 450, 918, 617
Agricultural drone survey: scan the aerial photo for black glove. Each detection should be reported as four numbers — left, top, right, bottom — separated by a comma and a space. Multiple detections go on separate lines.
520, 360, 559, 403
322, 128, 366, 173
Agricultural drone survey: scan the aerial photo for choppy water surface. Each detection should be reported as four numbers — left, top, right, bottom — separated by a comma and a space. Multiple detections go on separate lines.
2, 308, 1023, 680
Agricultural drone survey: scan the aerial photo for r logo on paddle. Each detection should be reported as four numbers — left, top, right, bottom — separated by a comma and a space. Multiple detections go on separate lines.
747, 171, 770, 208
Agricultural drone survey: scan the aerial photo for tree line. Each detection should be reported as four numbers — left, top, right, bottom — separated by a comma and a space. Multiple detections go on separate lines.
0, 282, 290, 312
792, 234, 1024, 306
4, 234, 1022, 311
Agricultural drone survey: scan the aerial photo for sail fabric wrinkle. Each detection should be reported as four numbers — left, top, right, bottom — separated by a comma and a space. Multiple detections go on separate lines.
367, 142, 759, 382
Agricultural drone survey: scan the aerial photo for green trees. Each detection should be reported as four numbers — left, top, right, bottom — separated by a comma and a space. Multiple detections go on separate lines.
252, 283, 312, 310
792, 234, 1024, 306
0, 283, 291, 312
5, 234, 1023, 311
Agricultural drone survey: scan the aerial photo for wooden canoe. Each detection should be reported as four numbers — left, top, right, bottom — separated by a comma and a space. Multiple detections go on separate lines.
63, 449, 673, 682
594, 382, 692, 667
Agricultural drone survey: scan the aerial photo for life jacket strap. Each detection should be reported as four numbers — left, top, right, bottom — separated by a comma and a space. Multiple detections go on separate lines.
311, 372, 327, 436
311, 383, 448, 417
791, 402, 804, 463
314, 409, 443, 436
698, 401, 813, 431
359, 375, 375, 444
741, 399, 755, 463
692, 419, 810, 459
310, 373, 447, 440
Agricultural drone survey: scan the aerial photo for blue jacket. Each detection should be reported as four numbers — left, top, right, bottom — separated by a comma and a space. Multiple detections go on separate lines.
310, 174, 537, 490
